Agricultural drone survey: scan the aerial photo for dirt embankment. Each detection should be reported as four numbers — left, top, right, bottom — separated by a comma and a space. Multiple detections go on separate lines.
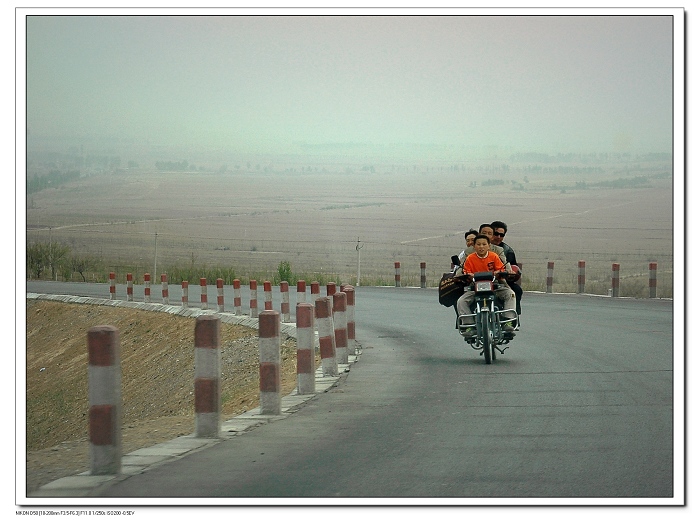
24, 300, 300, 493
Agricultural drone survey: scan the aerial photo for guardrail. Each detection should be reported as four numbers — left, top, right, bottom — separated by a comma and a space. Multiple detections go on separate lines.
389, 260, 664, 298
78, 281, 358, 477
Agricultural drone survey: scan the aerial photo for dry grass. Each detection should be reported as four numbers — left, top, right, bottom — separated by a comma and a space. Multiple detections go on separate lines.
25, 160, 675, 295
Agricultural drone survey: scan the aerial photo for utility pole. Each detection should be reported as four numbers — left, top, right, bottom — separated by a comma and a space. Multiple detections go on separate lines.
154, 231, 158, 277
356, 237, 363, 286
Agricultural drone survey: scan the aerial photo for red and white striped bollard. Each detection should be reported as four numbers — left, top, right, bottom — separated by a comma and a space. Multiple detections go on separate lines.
87, 325, 122, 474
233, 279, 242, 315
341, 284, 355, 353
333, 291, 348, 364
194, 315, 221, 438
296, 303, 315, 395
216, 278, 224, 312
161, 274, 169, 305
280, 281, 290, 322
297, 280, 306, 304
259, 310, 281, 415
649, 262, 658, 298
126, 273, 133, 301
264, 281, 273, 311
577, 260, 586, 294
250, 280, 258, 318
109, 272, 116, 300
611, 263, 620, 297
144, 273, 151, 303
546, 261, 554, 293
200, 278, 208, 310
315, 297, 338, 376
182, 281, 189, 308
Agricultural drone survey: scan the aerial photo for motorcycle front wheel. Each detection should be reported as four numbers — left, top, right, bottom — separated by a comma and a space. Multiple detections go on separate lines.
481, 312, 492, 364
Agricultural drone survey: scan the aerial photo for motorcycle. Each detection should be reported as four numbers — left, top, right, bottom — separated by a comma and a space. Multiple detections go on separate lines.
457, 270, 520, 364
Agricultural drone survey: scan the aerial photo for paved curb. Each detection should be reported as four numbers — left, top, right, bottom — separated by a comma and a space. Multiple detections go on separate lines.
25, 293, 361, 498
26, 292, 299, 336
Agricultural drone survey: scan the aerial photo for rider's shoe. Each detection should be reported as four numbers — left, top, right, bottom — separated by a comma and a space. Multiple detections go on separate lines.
503, 321, 515, 332
462, 327, 476, 338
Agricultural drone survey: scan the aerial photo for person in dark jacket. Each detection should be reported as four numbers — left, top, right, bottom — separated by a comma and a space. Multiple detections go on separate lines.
490, 220, 523, 315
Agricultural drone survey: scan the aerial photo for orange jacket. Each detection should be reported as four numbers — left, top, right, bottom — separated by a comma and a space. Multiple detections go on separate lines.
464, 251, 505, 275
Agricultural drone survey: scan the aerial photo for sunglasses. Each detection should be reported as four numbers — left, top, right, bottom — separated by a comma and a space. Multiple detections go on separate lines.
493, 232, 506, 237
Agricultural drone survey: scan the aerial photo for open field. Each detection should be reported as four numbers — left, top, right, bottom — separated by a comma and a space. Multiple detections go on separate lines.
25, 156, 674, 297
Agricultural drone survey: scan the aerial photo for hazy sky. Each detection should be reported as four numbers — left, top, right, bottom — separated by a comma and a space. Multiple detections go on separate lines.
24, 10, 677, 157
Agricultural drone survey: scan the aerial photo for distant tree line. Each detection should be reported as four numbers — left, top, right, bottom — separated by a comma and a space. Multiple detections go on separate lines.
26, 170, 80, 194
522, 164, 604, 174
595, 176, 650, 188
155, 160, 190, 171
26, 242, 100, 282
508, 151, 671, 163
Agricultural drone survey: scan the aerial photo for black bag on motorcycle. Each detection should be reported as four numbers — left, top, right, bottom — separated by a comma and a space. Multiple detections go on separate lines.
438, 273, 469, 307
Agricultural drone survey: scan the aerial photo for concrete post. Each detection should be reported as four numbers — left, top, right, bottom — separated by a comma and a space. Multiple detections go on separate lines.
109, 272, 116, 300
311, 281, 320, 302
264, 281, 273, 311
233, 279, 242, 315
216, 278, 224, 312
280, 281, 290, 322
296, 303, 315, 395
649, 262, 658, 298
577, 260, 586, 294
341, 284, 356, 353
333, 291, 348, 364
546, 261, 554, 293
144, 273, 151, 303
611, 263, 620, 297
87, 325, 122, 475
259, 310, 281, 415
126, 273, 133, 302
250, 280, 258, 318
194, 315, 221, 438
161, 274, 169, 305
200, 277, 208, 310
296, 280, 306, 304
182, 281, 189, 308
315, 297, 338, 376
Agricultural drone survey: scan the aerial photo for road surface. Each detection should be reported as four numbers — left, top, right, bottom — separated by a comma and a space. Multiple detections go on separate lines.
25, 281, 677, 502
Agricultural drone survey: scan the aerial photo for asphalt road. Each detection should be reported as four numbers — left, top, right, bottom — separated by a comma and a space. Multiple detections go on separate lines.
24, 282, 677, 502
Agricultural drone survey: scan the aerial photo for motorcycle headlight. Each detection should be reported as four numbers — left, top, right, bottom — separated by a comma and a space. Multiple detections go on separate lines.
475, 281, 492, 292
